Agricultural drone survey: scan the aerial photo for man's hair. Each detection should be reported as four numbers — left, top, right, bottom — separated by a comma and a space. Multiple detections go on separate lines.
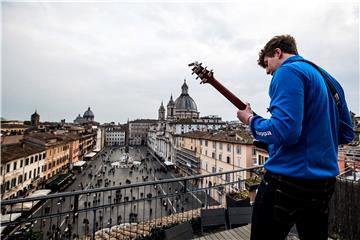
258, 35, 298, 68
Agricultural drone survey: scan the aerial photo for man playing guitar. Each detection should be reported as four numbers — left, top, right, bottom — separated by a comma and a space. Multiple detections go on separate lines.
189, 34, 354, 240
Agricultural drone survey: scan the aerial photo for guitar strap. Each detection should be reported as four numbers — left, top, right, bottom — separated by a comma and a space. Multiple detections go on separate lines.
293, 59, 341, 113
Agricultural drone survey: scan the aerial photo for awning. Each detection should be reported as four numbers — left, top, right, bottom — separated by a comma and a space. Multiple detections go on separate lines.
73, 161, 86, 167
164, 161, 174, 166
84, 152, 96, 158
0, 212, 21, 226
7, 189, 51, 213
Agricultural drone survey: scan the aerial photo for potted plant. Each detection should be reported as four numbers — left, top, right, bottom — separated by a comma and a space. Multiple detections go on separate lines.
245, 176, 261, 191
226, 189, 251, 207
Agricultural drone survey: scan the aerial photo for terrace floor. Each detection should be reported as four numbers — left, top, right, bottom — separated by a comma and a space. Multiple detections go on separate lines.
194, 224, 251, 240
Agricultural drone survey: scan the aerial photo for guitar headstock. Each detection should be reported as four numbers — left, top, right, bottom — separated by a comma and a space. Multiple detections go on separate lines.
188, 61, 214, 84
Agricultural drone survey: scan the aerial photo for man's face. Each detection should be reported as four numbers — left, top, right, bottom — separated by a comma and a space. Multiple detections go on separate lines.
264, 49, 282, 75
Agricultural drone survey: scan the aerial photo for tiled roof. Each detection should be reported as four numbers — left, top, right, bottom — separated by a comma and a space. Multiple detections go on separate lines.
129, 119, 158, 124
1, 143, 45, 163
180, 129, 254, 144
1, 124, 30, 129
169, 118, 225, 125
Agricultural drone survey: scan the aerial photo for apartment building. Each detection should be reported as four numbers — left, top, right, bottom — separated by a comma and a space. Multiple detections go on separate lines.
1, 143, 46, 199
129, 119, 157, 146
24, 133, 70, 180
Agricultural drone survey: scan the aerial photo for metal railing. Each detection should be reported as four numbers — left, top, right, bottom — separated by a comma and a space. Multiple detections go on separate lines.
2, 158, 359, 240
1, 159, 261, 240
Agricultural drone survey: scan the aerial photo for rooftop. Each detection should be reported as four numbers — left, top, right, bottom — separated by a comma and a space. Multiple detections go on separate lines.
1, 143, 45, 163
180, 129, 254, 144
129, 119, 158, 124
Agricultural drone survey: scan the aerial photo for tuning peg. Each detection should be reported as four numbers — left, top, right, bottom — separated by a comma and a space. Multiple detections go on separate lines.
196, 76, 199, 80
188, 62, 195, 67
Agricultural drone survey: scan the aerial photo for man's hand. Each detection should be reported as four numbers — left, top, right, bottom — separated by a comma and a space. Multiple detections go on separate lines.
237, 103, 253, 125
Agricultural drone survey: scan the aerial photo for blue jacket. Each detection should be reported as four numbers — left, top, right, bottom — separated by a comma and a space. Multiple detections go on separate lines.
250, 55, 354, 179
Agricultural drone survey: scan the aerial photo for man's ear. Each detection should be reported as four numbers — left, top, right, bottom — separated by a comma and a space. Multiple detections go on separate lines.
275, 48, 282, 59
274, 48, 283, 59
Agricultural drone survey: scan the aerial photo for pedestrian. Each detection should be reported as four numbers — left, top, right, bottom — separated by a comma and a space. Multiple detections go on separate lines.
237, 34, 354, 240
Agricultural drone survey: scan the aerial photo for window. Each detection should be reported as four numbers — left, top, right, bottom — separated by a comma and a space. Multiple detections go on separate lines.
252, 147, 256, 156
24, 173, 27, 181
25, 158, 29, 165
13, 162, 17, 171
29, 171, 32, 179
226, 173, 231, 182
258, 155, 266, 165
212, 152, 215, 159
43, 153, 46, 159
219, 143, 223, 150
236, 146, 241, 154
219, 154, 222, 161
35, 155, 38, 162
38, 167, 40, 175
237, 157, 241, 166
226, 156, 231, 164
6, 164, 10, 173
205, 163, 208, 171
34, 169, 36, 178
30, 156, 34, 164
18, 175, 23, 184
212, 167, 216, 173
213, 142, 216, 148
200, 140, 203, 145
5, 181, 10, 191
205, 140, 208, 147
227, 144, 231, 152
11, 178, 16, 188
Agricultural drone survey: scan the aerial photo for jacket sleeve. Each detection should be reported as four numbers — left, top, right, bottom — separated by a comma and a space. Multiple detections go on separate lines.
250, 67, 304, 145
338, 94, 355, 144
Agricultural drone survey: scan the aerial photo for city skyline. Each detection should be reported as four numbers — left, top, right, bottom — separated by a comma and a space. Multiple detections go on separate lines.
2, 1, 359, 124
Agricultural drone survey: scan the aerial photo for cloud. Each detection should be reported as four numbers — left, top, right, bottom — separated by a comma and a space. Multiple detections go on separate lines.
2, 2, 359, 123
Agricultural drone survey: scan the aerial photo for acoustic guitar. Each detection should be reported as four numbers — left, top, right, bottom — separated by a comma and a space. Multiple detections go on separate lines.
188, 61, 268, 152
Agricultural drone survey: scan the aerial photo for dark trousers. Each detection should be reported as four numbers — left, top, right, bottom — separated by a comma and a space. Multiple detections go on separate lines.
250, 171, 336, 240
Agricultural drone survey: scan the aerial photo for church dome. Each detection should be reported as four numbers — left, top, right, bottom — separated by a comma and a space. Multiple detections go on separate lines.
174, 80, 198, 112
75, 114, 83, 121
83, 107, 94, 119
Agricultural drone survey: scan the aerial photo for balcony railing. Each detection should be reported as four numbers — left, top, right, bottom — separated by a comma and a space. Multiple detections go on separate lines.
1, 166, 261, 240
1, 165, 358, 240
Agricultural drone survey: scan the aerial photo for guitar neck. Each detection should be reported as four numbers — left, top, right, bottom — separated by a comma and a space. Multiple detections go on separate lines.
208, 77, 247, 110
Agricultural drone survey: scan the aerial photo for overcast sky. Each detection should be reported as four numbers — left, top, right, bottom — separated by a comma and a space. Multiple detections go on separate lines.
2, 1, 359, 124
